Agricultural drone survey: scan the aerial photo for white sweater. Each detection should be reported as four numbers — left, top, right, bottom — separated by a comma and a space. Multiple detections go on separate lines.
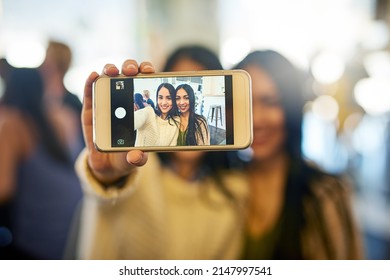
134, 107, 179, 147
75, 150, 248, 260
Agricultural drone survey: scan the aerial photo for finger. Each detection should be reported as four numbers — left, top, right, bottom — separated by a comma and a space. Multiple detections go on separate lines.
102, 63, 120, 76
83, 71, 99, 103
126, 150, 148, 167
122, 59, 139, 76
82, 71, 100, 150
139, 61, 155, 74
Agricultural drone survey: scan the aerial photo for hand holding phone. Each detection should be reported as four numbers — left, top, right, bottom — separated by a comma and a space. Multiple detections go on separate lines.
93, 69, 253, 152
82, 60, 153, 185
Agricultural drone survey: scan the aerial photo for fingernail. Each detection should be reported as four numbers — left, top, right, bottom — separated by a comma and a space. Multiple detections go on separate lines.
129, 153, 143, 164
104, 65, 118, 75
143, 65, 154, 72
126, 63, 137, 71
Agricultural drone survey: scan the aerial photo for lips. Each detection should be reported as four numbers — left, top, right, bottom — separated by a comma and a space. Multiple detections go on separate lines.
253, 129, 271, 145
160, 105, 171, 112
178, 105, 188, 111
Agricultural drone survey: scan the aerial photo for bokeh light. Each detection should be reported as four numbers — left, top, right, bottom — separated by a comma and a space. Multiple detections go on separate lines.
354, 77, 390, 115
5, 40, 46, 68
311, 52, 345, 84
311, 95, 339, 122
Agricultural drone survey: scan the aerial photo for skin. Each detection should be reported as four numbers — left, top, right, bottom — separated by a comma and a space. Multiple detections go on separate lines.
176, 88, 190, 115
245, 65, 286, 163
243, 64, 290, 238
157, 87, 173, 119
83, 60, 153, 184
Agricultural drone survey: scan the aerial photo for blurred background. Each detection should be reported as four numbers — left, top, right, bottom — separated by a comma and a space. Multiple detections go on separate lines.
1, 0, 389, 259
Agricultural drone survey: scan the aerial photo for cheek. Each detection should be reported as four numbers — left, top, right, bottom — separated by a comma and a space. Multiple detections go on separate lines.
271, 110, 285, 130
252, 108, 286, 159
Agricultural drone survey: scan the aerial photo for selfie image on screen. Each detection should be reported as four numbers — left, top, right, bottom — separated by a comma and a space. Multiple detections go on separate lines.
110, 75, 233, 148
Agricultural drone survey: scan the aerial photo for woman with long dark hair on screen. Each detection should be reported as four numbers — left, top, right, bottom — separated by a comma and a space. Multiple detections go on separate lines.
175, 83, 209, 145
133, 83, 179, 147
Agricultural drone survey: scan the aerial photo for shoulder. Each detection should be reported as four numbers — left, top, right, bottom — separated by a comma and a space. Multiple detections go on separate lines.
137, 106, 156, 117
303, 163, 354, 210
144, 106, 156, 114
221, 169, 249, 200
0, 107, 28, 131
196, 114, 208, 128
0, 107, 33, 155
64, 91, 83, 112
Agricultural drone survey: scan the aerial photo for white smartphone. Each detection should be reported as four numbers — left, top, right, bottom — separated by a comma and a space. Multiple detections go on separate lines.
93, 70, 252, 152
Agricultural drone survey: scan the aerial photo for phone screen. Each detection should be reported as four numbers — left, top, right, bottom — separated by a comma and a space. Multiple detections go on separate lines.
109, 75, 234, 148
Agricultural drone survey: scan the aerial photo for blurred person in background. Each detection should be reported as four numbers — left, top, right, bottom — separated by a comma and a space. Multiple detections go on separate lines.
234, 50, 364, 259
0, 68, 82, 259
0, 58, 15, 85
73, 46, 247, 259
133, 93, 147, 110
39, 40, 84, 161
142, 89, 155, 109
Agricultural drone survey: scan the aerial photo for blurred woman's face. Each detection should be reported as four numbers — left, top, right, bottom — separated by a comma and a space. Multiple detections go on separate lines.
170, 58, 205, 162
157, 87, 172, 117
245, 65, 286, 162
176, 88, 190, 114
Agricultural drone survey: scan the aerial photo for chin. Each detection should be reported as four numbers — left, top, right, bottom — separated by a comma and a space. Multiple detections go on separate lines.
251, 145, 275, 162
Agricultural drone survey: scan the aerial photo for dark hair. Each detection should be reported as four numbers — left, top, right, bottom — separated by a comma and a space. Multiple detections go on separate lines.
134, 93, 145, 109
175, 83, 208, 145
235, 50, 326, 259
235, 50, 304, 161
158, 45, 240, 202
0, 58, 14, 82
163, 45, 223, 72
1, 68, 70, 164
154, 83, 179, 128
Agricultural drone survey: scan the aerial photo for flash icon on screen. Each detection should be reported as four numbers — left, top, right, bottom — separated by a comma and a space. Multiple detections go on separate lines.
117, 139, 125, 145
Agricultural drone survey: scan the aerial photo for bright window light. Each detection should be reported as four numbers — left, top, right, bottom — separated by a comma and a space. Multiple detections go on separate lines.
312, 95, 339, 122
5, 40, 46, 68
354, 78, 390, 115
361, 20, 389, 51
311, 52, 345, 84
220, 37, 250, 68
363, 51, 390, 78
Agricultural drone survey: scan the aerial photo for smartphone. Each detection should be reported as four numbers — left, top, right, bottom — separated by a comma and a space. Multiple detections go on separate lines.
93, 70, 252, 152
